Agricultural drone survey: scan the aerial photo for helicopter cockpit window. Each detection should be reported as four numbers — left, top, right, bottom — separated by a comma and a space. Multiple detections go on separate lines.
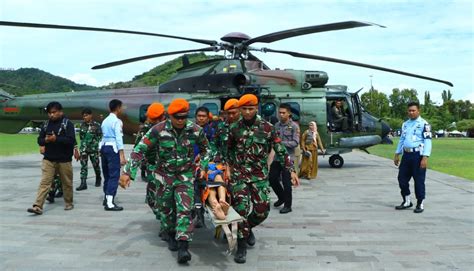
139, 104, 151, 123
202, 102, 219, 116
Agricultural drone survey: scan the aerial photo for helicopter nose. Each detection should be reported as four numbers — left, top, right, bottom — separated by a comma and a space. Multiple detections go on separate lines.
381, 120, 391, 138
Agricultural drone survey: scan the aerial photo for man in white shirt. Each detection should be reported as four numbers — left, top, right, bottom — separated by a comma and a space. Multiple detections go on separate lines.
100, 99, 126, 211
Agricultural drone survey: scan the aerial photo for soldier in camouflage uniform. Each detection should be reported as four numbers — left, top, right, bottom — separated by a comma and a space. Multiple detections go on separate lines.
121, 98, 209, 264
227, 94, 299, 264
209, 98, 241, 162
76, 108, 102, 191
133, 103, 166, 220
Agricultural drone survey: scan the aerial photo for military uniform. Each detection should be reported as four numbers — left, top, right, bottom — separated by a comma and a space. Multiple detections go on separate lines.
227, 115, 294, 239
395, 116, 432, 210
79, 120, 102, 185
134, 122, 160, 219
124, 119, 209, 241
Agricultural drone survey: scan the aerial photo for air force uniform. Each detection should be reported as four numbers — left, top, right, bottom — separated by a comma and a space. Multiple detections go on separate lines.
395, 116, 432, 210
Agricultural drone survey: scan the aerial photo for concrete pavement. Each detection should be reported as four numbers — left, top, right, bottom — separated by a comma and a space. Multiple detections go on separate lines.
0, 148, 472, 270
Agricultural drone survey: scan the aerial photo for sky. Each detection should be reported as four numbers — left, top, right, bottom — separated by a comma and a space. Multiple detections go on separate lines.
0, 0, 472, 104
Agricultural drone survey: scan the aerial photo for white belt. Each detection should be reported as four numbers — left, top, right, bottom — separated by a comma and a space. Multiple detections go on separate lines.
403, 147, 420, 153
101, 141, 118, 153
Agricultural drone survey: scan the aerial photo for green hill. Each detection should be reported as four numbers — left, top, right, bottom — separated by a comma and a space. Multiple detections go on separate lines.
0, 53, 221, 95
0, 68, 98, 96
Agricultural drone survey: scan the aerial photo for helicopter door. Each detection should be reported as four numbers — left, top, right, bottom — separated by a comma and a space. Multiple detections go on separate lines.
350, 93, 362, 131
279, 100, 302, 123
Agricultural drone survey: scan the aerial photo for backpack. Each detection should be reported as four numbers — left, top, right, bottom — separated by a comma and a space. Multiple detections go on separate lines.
42, 117, 70, 136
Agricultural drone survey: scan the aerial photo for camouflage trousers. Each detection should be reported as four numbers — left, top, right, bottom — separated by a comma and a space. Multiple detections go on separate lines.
145, 164, 161, 220
230, 179, 270, 239
156, 172, 194, 241
80, 151, 101, 181
49, 175, 62, 194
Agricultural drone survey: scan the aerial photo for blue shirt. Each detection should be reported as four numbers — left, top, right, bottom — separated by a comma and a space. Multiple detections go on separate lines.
100, 113, 124, 152
396, 116, 432, 156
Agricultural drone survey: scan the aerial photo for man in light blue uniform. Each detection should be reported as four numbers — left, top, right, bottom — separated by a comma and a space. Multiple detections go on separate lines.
100, 99, 126, 211
394, 101, 432, 213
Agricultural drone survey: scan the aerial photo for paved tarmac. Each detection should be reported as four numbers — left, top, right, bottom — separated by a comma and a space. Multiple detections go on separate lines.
0, 148, 473, 271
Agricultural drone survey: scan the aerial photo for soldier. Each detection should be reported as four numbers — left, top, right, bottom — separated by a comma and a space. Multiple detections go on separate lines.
134, 102, 166, 220
226, 94, 299, 264
76, 108, 102, 191
210, 98, 241, 163
394, 101, 432, 213
120, 98, 209, 264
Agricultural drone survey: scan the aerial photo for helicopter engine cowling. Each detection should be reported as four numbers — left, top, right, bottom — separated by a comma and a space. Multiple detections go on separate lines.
304, 71, 329, 88
339, 135, 382, 148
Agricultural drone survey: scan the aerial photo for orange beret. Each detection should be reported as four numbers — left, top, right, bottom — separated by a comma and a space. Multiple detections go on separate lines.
224, 98, 239, 110
168, 98, 190, 115
147, 102, 165, 119
238, 94, 258, 107
208, 112, 213, 119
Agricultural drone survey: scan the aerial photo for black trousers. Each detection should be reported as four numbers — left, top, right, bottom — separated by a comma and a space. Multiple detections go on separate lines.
269, 161, 292, 208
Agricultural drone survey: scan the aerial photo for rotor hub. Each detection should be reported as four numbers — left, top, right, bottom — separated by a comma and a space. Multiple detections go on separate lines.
221, 32, 251, 43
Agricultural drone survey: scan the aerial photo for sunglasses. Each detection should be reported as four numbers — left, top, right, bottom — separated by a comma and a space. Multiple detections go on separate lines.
173, 114, 188, 120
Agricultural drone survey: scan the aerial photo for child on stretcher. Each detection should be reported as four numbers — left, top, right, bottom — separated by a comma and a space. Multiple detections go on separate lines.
203, 162, 230, 220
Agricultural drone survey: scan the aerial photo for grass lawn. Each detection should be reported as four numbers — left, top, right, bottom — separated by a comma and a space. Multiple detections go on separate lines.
1, 133, 473, 180
368, 137, 474, 181
0, 133, 40, 156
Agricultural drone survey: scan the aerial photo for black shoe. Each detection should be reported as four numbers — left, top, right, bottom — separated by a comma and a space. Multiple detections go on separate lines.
46, 191, 55, 203
76, 180, 87, 191
55, 191, 63, 198
395, 201, 413, 210
273, 199, 284, 207
141, 170, 147, 182
414, 200, 424, 213
247, 229, 256, 247
102, 198, 106, 207
280, 206, 292, 214
104, 205, 123, 211
234, 238, 247, 264
95, 177, 101, 187
168, 232, 178, 251
177, 240, 191, 264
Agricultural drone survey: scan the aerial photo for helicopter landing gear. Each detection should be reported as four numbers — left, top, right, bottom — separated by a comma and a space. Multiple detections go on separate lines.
329, 155, 344, 168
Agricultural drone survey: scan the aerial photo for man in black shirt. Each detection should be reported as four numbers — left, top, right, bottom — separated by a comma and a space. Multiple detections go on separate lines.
27, 101, 77, 215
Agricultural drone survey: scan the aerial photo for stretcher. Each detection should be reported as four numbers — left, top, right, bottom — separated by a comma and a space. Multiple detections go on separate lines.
204, 201, 243, 254
196, 164, 244, 254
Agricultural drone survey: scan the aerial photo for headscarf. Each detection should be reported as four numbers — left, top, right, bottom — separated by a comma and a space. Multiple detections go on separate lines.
308, 121, 317, 143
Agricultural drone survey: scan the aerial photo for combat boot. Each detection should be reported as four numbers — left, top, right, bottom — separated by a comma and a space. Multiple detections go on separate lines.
395, 195, 413, 210
177, 240, 191, 264
247, 229, 256, 246
76, 179, 88, 191
234, 238, 247, 264
167, 232, 178, 251
95, 176, 101, 187
55, 190, 63, 198
46, 190, 55, 203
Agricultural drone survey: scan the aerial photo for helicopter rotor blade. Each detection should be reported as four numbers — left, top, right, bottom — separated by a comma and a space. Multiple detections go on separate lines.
92, 47, 218, 70
0, 20, 217, 46
245, 21, 384, 45
261, 48, 453, 87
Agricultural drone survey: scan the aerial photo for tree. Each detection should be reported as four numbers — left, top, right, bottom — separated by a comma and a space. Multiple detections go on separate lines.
441, 89, 453, 104
456, 119, 474, 131
360, 88, 390, 118
422, 91, 435, 117
389, 88, 418, 119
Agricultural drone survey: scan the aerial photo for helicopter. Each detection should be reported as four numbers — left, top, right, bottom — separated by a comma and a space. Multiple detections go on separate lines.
0, 20, 453, 168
